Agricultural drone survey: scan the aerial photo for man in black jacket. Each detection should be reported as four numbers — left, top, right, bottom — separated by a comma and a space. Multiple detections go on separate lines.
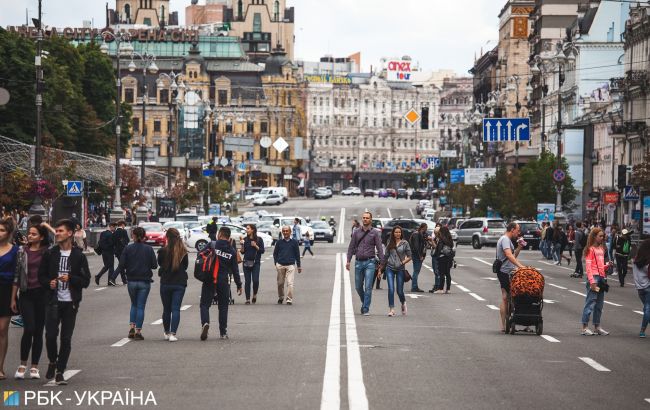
95, 222, 116, 285
206, 217, 219, 242
409, 223, 428, 292
38, 219, 90, 385
199, 227, 242, 340
109, 221, 130, 285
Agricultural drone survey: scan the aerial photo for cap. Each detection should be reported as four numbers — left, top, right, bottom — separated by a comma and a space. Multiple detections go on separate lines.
621, 229, 629, 235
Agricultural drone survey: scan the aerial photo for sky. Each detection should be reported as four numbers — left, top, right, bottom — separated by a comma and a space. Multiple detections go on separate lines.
0, 0, 504, 75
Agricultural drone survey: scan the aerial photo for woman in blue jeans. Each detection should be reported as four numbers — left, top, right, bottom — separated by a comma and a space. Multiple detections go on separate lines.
581, 228, 612, 336
157, 228, 188, 342
633, 239, 650, 338
240, 224, 264, 305
115, 227, 157, 341
381, 226, 412, 317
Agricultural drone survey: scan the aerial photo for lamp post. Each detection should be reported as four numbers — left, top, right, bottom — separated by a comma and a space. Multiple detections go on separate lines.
100, 31, 134, 222
29, 0, 46, 219
156, 72, 186, 191
507, 75, 523, 169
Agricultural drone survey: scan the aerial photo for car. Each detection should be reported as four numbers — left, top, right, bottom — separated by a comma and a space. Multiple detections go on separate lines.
437, 217, 450, 227
416, 200, 431, 215
270, 217, 315, 244
448, 217, 466, 230
377, 189, 389, 198
411, 189, 430, 200
255, 221, 275, 237
309, 221, 335, 243
259, 213, 283, 223
341, 187, 362, 196
380, 218, 421, 244
363, 189, 376, 197
186, 224, 273, 251
413, 219, 436, 237
253, 194, 283, 206
423, 208, 435, 221
515, 220, 542, 250
175, 213, 199, 222
396, 188, 408, 199
386, 188, 397, 198
314, 187, 332, 199
139, 222, 166, 247
455, 218, 507, 249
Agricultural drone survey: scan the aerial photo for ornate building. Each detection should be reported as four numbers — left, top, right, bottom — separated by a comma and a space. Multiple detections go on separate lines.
111, 0, 178, 26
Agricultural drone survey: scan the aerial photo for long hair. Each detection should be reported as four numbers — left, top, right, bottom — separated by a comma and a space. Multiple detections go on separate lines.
635, 238, 650, 269
386, 225, 403, 251
163, 228, 187, 273
246, 224, 258, 241
438, 226, 453, 247
28, 224, 50, 248
585, 227, 604, 253
0, 217, 15, 243
132, 227, 146, 243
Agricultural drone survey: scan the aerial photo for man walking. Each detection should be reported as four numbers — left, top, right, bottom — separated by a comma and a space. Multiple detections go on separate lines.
109, 221, 130, 286
199, 227, 242, 340
206, 217, 219, 242
38, 219, 90, 385
543, 222, 555, 260
571, 222, 586, 278
346, 211, 384, 316
613, 228, 632, 287
409, 223, 427, 292
273, 226, 301, 305
95, 222, 116, 285
496, 222, 525, 333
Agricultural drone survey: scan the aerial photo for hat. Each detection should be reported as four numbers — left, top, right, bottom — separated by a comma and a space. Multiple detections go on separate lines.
621, 229, 629, 235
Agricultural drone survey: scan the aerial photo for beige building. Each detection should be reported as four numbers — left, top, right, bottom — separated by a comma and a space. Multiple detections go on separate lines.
186, 2, 227, 26
112, 0, 178, 26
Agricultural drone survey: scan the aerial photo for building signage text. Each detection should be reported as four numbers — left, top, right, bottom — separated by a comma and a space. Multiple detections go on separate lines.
386, 60, 413, 82
304, 74, 352, 85
6, 26, 200, 43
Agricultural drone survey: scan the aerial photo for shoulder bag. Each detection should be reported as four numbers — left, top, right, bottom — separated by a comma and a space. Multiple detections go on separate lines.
492, 239, 505, 274
243, 239, 258, 268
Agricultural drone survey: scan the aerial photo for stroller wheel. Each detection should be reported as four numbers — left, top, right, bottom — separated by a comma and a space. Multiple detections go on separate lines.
536, 320, 543, 336
510, 320, 516, 335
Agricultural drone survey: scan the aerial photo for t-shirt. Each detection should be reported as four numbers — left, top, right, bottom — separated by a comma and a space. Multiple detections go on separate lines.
25, 247, 45, 289
57, 249, 72, 302
496, 235, 515, 275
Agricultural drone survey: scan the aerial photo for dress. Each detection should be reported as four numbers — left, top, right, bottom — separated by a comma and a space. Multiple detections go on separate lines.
0, 245, 19, 317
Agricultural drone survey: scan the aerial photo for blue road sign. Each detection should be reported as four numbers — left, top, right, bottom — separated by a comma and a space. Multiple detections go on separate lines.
450, 169, 465, 184
482, 118, 530, 142
66, 181, 83, 197
624, 186, 640, 201
427, 157, 440, 167
202, 169, 215, 177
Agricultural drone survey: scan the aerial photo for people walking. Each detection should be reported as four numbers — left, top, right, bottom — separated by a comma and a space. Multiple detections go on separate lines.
302, 232, 314, 257
435, 226, 455, 294
199, 227, 242, 340
381, 226, 412, 316
0, 218, 19, 380
572, 222, 586, 278
346, 212, 384, 316
496, 222, 526, 332
409, 223, 427, 292
11, 224, 49, 379
633, 239, 650, 338
109, 221, 130, 285
95, 222, 116, 285
606, 225, 618, 268
157, 228, 187, 342
556, 226, 571, 265
274, 226, 302, 305
240, 224, 264, 304
206, 217, 219, 242
115, 227, 157, 341
613, 229, 632, 287
581, 228, 613, 336
37, 219, 91, 385
429, 227, 442, 293
540, 222, 549, 259
543, 222, 554, 260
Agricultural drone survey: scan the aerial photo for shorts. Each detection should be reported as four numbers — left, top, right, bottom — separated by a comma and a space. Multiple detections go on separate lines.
0, 283, 14, 317
497, 271, 511, 294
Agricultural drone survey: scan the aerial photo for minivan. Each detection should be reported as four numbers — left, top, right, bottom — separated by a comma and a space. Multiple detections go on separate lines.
260, 187, 288, 202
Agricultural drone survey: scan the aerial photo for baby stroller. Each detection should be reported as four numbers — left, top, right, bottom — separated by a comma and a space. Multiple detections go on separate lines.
506, 267, 545, 335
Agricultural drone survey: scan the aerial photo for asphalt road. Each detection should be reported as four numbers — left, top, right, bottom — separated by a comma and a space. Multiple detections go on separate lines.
2, 196, 649, 409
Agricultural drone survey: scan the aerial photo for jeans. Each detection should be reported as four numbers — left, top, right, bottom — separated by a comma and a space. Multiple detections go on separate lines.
438, 256, 452, 291
540, 240, 548, 258
200, 281, 230, 336
243, 262, 261, 300
544, 240, 554, 260
574, 248, 584, 275
302, 247, 314, 256
638, 287, 650, 330
552, 243, 561, 262
45, 301, 77, 374
159, 284, 186, 335
432, 256, 441, 290
19, 288, 46, 364
127, 281, 151, 329
96, 253, 114, 282
386, 267, 405, 308
354, 259, 376, 314
581, 278, 605, 326
615, 255, 628, 285
411, 257, 423, 290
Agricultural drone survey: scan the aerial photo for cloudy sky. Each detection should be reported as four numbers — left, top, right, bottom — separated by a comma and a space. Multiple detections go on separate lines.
1, 0, 503, 75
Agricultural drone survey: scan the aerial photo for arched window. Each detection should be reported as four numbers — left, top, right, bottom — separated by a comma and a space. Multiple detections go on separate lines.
273, 0, 280, 21
124, 3, 131, 21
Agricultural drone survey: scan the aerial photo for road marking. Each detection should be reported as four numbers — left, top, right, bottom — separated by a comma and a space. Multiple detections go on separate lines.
543, 299, 557, 304
472, 257, 492, 266
337, 208, 346, 244
634, 310, 644, 315
540, 261, 574, 272
321, 253, 341, 410
604, 301, 623, 307
579, 357, 611, 372
151, 319, 163, 325
409, 209, 415, 218
541, 335, 560, 343
482, 277, 498, 281
549, 284, 567, 290
645, 398, 650, 404
406, 294, 426, 299
569, 290, 587, 297
111, 338, 131, 347
455, 285, 470, 293
450, 281, 458, 285
94, 287, 107, 292
486, 305, 499, 310
469, 293, 486, 301
386, 207, 392, 218
181, 305, 192, 311
341, 254, 369, 410
43, 370, 81, 386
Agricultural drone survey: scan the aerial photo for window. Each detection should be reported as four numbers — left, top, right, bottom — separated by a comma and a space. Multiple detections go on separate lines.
132, 118, 140, 132
373, 118, 377, 127
159, 89, 169, 104
261, 122, 268, 133
341, 99, 345, 108
253, 13, 262, 32
247, 121, 254, 133
125, 88, 135, 103
153, 120, 161, 133
334, 98, 338, 108
287, 93, 292, 106
319, 97, 323, 106
226, 122, 233, 133
218, 90, 228, 106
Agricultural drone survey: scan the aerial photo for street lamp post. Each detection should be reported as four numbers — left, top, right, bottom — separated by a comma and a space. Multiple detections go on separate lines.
507, 75, 524, 169
156, 72, 186, 191
29, 0, 46, 219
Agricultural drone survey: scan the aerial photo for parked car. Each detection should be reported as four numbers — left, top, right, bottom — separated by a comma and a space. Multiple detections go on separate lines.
386, 188, 397, 198
396, 189, 408, 199
410, 189, 430, 200
413, 219, 436, 237
448, 217, 466, 230
175, 213, 199, 222
253, 194, 283, 206
437, 217, 450, 227
371, 218, 393, 232
363, 189, 376, 197
255, 221, 275, 238
516, 220, 541, 250
139, 222, 167, 247
455, 218, 507, 249
314, 187, 333, 199
378, 189, 389, 198
186, 224, 273, 251
341, 187, 362, 196
310, 221, 335, 243
416, 200, 431, 215
380, 218, 421, 244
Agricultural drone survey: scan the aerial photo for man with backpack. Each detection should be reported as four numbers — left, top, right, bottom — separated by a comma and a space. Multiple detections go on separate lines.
571, 222, 587, 278
196, 227, 242, 340
613, 228, 632, 287
109, 221, 130, 286
409, 223, 428, 292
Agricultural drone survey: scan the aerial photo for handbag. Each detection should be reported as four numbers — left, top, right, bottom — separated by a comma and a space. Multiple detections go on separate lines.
403, 269, 412, 283
242, 240, 258, 268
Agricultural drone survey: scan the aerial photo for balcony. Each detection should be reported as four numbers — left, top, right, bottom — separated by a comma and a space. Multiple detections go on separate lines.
625, 70, 648, 87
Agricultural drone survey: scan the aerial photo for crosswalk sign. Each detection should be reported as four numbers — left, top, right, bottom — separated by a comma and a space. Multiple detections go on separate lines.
624, 186, 640, 201
66, 181, 83, 197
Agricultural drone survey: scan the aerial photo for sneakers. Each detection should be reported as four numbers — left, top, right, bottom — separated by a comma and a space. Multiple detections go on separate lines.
163, 332, 170, 341
10, 316, 23, 327
220, 334, 229, 340
581, 328, 594, 336
46, 363, 57, 380
245, 300, 251, 305
200, 323, 209, 341
55, 372, 67, 385
133, 332, 144, 341
168, 335, 178, 342
14, 366, 26, 380
286, 301, 293, 306
108, 280, 117, 287
29, 368, 40, 379
411, 288, 424, 293
401, 303, 407, 316
595, 328, 610, 336
277, 298, 283, 305
128, 328, 135, 339
252, 295, 257, 304
640, 331, 646, 338
362, 312, 370, 316
388, 310, 396, 317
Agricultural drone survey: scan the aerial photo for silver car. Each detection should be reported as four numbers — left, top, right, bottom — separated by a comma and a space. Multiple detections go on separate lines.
455, 218, 507, 249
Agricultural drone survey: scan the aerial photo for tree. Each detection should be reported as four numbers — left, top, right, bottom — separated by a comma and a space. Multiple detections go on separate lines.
519, 151, 577, 218
631, 151, 650, 192
475, 167, 521, 218
448, 183, 479, 214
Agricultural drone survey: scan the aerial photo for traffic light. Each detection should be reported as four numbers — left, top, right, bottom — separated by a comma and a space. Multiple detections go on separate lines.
617, 164, 627, 190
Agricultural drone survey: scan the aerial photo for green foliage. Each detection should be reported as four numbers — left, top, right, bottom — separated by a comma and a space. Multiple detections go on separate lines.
448, 183, 479, 213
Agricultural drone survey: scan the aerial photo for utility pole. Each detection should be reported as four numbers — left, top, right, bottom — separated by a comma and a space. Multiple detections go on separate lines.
555, 63, 564, 216
29, 0, 46, 219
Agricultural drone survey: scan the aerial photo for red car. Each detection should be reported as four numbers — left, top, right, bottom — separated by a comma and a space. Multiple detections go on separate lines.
386, 188, 397, 198
140, 223, 167, 247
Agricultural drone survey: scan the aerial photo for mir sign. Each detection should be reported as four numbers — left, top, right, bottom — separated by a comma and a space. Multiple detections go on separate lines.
386, 60, 413, 82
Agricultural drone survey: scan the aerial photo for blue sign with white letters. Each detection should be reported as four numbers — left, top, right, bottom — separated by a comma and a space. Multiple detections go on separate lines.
450, 169, 465, 184
482, 118, 530, 142
66, 181, 83, 197
427, 157, 440, 167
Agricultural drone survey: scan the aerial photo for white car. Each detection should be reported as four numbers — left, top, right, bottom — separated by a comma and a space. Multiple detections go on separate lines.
253, 194, 283, 206
186, 224, 273, 252
270, 217, 315, 243
423, 208, 435, 221
341, 187, 361, 196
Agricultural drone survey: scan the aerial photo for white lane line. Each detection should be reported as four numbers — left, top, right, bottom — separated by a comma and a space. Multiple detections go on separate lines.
541, 335, 561, 343
455, 285, 471, 293
450, 280, 458, 285
43, 370, 81, 386
409, 208, 415, 218
472, 257, 492, 266
604, 301, 623, 307
549, 283, 567, 290
180, 305, 192, 311
111, 338, 131, 347
482, 277, 498, 281
540, 261, 574, 272
469, 293, 486, 301
341, 253, 369, 410
94, 287, 107, 292
486, 305, 499, 311
320, 253, 341, 410
634, 310, 644, 315
579, 357, 611, 372
337, 207, 346, 244
569, 290, 587, 297
386, 207, 392, 218
543, 299, 557, 304
645, 398, 650, 404
151, 319, 163, 325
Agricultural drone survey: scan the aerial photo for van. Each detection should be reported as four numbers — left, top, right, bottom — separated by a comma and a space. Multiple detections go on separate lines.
260, 187, 288, 202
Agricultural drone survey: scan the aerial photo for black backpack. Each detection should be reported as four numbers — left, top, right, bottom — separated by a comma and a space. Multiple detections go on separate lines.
579, 230, 587, 248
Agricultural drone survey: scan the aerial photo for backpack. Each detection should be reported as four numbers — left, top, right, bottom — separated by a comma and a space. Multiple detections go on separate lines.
194, 247, 219, 283
623, 239, 630, 254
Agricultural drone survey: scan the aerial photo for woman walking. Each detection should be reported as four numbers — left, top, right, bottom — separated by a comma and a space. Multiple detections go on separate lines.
0, 218, 19, 380
381, 226, 412, 317
157, 228, 187, 342
435, 226, 455, 294
240, 224, 265, 305
428, 227, 442, 293
633, 238, 650, 338
73, 223, 87, 252
581, 228, 613, 336
556, 226, 571, 265
302, 232, 314, 257
115, 227, 157, 340
10, 224, 49, 379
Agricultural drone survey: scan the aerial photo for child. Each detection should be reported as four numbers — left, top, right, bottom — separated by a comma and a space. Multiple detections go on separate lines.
302, 232, 314, 257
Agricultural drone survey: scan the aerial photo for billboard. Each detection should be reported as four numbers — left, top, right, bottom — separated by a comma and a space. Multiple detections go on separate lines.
536, 203, 556, 223
450, 169, 465, 184
464, 168, 497, 185
156, 198, 177, 219
386, 60, 413, 82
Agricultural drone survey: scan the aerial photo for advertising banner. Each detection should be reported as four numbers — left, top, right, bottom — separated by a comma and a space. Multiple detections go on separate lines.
464, 168, 497, 185
156, 198, 176, 219
603, 192, 620, 204
536, 203, 556, 223
643, 195, 650, 236
386, 59, 413, 82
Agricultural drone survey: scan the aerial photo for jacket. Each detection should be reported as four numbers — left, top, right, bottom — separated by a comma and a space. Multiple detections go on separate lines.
115, 242, 158, 282
37, 245, 90, 305
98, 230, 115, 254
409, 231, 427, 259
157, 248, 188, 286
209, 240, 242, 287
384, 240, 412, 270
273, 237, 301, 267
241, 237, 265, 263
113, 228, 130, 257
13, 246, 46, 292
206, 221, 219, 240
613, 234, 631, 257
